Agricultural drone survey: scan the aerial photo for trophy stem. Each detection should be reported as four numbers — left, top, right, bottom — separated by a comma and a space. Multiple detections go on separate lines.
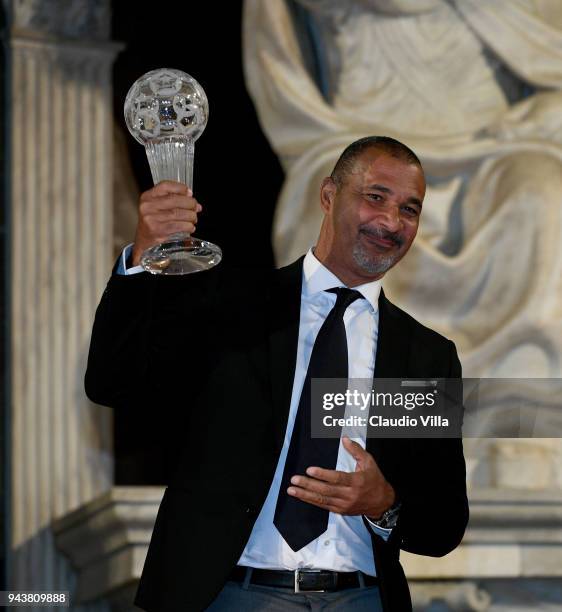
145, 136, 195, 188
141, 136, 221, 275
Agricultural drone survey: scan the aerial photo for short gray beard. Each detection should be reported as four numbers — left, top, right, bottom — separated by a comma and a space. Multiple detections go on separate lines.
352, 240, 400, 276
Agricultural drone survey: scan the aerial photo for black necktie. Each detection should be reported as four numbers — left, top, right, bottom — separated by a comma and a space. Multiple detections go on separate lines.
274, 287, 364, 551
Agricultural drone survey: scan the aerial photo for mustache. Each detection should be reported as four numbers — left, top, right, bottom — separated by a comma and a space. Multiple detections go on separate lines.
359, 225, 405, 247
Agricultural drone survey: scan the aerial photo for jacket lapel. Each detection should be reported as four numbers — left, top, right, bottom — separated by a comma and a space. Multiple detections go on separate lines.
373, 289, 411, 379
367, 289, 412, 463
267, 257, 304, 453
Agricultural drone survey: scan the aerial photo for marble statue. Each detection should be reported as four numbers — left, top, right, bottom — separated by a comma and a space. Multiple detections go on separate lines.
243, 0, 562, 383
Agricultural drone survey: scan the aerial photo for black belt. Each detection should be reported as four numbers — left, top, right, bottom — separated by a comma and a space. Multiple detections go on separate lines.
229, 566, 379, 593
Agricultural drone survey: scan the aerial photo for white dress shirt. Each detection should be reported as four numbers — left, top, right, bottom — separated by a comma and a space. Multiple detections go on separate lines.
118, 245, 392, 575
238, 249, 389, 575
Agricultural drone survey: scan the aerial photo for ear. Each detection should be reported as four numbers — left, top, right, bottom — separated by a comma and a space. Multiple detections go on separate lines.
320, 177, 337, 214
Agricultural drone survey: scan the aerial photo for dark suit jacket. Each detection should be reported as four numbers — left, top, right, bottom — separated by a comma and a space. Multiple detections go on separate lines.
85, 256, 469, 612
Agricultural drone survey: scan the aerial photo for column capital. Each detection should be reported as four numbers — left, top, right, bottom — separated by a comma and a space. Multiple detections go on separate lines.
10, 0, 111, 41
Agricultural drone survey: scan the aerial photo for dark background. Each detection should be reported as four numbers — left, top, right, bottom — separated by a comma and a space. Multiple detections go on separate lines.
111, 1, 285, 485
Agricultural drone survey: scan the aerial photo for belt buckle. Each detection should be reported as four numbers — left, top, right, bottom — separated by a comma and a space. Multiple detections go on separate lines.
294, 569, 326, 593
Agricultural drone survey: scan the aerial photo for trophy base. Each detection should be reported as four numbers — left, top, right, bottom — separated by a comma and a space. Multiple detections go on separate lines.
141, 234, 222, 275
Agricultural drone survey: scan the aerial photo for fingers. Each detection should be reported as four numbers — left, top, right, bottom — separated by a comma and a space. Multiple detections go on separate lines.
141, 206, 199, 223
304, 466, 352, 486
290, 474, 349, 500
287, 471, 357, 514
303, 440, 372, 481
147, 180, 191, 197
140, 192, 201, 213
166, 207, 199, 223
342, 437, 378, 473
342, 436, 367, 460
132, 181, 204, 262
139, 202, 201, 239
287, 483, 344, 513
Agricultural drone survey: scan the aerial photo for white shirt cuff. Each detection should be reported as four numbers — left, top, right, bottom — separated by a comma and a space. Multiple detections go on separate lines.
364, 515, 393, 542
117, 243, 144, 275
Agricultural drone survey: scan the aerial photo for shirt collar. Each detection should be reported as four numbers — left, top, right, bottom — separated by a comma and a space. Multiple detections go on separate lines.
302, 248, 382, 313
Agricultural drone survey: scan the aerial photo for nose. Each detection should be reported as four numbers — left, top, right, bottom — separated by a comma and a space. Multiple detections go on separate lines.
378, 204, 401, 233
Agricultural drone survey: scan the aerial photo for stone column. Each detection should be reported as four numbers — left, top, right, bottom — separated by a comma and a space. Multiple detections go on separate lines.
7, 1, 121, 607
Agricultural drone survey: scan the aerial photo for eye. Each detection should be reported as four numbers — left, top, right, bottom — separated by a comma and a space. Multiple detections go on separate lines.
366, 193, 383, 202
402, 205, 419, 217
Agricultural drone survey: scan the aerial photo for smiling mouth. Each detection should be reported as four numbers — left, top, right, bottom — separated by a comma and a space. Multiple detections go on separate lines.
360, 230, 399, 250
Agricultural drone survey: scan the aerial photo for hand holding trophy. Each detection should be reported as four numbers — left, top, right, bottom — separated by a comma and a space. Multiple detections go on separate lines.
124, 68, 222, 274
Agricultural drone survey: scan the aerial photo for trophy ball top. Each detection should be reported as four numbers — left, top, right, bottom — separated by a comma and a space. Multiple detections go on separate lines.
124, 68, 209, 146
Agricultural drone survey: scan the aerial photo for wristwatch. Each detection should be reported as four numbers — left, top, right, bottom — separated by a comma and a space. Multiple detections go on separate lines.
370, 501, 401, 529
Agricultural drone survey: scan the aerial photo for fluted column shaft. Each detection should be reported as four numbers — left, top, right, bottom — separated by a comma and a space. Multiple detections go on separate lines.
8, 5, 121, 607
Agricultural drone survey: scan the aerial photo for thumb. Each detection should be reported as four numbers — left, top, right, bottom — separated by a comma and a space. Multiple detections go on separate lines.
342, 436, 367, 465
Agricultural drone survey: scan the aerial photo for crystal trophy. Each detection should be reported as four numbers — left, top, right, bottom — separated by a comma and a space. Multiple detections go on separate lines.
124, 68, 222, 274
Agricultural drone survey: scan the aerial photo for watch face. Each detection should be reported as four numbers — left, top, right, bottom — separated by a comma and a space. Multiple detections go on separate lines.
382, 504, 401, 528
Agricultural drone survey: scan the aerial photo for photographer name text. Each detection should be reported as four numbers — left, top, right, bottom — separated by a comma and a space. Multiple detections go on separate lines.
323, 414, 449, 428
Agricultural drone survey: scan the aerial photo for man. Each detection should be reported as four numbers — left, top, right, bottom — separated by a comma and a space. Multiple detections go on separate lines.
86, 136, 468, 611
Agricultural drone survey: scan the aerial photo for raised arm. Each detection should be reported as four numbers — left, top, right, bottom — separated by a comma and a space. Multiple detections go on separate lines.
84, 181, 214, 409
